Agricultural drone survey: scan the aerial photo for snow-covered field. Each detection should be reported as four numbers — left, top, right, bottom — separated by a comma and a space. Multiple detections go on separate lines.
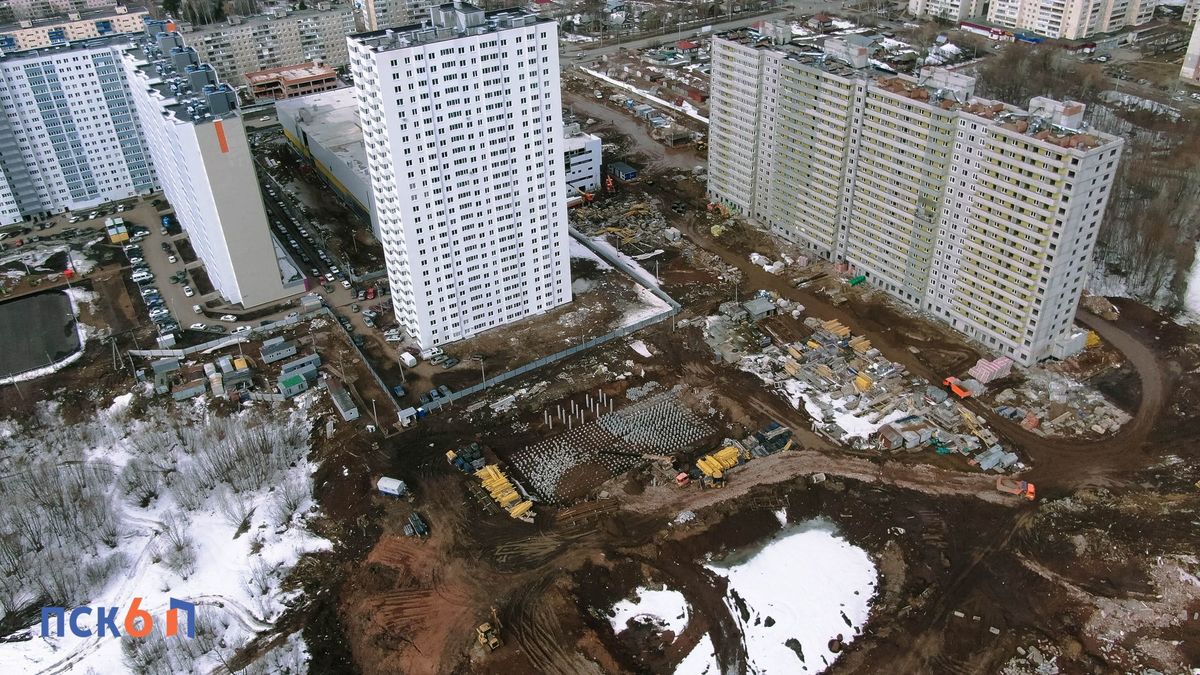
0, 392, 329, 674
708, 519, 877, 673
609, 587, 689, 637
608, 519, 877, 674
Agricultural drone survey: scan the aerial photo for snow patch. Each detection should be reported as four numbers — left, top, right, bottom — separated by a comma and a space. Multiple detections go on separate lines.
707, 519, 877, 672
570, 236, 612, 270
675, 634, 717, 674
610, 587, 690, 637
630, 339, 653, 358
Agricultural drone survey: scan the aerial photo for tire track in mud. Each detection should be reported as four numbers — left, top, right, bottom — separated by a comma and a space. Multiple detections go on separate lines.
506, 572, 603, 675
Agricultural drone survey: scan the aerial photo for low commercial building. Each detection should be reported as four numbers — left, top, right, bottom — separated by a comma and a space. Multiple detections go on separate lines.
0, 6, 149, 52
562, 122, 602, 195
246, 61, 339, 100
275, 87, 377, 236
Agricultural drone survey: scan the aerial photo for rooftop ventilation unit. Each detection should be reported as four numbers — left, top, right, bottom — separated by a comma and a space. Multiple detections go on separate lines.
185, 63, 217, 91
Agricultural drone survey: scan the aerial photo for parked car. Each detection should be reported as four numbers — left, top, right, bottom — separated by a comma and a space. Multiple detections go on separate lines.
140, 287, 159, 298
132, 273, 154, 283
429, 353, 447, 365
127, 256, 144, 265
219, 314, 237, 322
183, 286, 194, 297
341, 279, 352, 289
189, 323, 208, 331
149, 308, 170, 319
441, 357, 459, 369
233, 325, 252, 334
324, 273, 335, 282
420, 347, 444, 360
193, 304, 203, 314
357, 290, 367, 301
167, 255, 177, 264
392, 385, 407, 398
366, 288, 377, 300
438, 385, 451, 398
160, 242, 172, 252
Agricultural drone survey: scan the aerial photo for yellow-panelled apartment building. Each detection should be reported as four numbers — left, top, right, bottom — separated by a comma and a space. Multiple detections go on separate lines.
707, 31, 1123, 367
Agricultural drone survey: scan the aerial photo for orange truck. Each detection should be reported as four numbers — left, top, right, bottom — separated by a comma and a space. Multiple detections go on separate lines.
996, 476, 1036, 501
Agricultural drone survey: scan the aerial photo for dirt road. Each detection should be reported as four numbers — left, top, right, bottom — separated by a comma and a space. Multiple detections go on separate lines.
563, 91, 702, 172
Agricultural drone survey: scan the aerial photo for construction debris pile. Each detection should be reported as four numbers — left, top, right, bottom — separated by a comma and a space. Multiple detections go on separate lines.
571, 198, 671, 248
992, 371, 1131, 438
707, 300, 1022, 473
509, 388, 713, 503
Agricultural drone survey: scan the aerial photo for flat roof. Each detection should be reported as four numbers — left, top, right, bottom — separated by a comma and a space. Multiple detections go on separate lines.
0, 6, 149, 33
276, 87, 369, 184
0, 32, 132, 61
246, 61, 336, 84
349, 5, 551, 54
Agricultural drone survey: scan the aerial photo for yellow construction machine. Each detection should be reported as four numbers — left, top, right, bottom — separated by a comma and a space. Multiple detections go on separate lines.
476, 607, 502, 651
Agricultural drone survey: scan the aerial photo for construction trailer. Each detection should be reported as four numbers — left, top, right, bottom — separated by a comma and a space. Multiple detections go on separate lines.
377, 476, 409, 498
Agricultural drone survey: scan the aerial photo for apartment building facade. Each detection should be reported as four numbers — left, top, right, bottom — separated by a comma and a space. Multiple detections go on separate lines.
707, 34, 1123, 366
181, 6, 357, 85
0, 0, 112, 23
362, 0, 437, 31
0, 6, 147, 52
906, 0, 984, 22
123, 21, 290, 307
0, 36, 155, 225
986, 0, 1155, 39
1183, 18, 1200, 83
348, 3, 571, 348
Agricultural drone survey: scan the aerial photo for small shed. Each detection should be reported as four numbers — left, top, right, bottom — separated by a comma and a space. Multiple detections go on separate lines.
325, 377, 360, 421
377, 476, 408, 497
261, 337, 298, 364
742, 296, 778, 321
279, 373, 310, 398
608, 162, 638, 181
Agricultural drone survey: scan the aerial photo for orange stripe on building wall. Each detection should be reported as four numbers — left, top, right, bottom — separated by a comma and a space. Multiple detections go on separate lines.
214, 119, 229, 154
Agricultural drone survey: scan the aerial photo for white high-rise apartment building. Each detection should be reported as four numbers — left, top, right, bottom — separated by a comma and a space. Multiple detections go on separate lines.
123, 20, 291, 307
348, 3, 571, 348
1183, 19, 1200, 82
180, 6, 357, 85
986, 0, 1155, 39
0, 36, 155, 225
708, 33, 1123, 366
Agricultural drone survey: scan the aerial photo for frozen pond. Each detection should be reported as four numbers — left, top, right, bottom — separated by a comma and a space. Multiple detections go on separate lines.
697, 517, 878, 674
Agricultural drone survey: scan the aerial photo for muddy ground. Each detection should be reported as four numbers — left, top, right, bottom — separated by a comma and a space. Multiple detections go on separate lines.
7, 113, 1199, 675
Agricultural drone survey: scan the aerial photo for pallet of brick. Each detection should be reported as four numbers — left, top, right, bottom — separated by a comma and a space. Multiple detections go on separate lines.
968, 357, 1013, 383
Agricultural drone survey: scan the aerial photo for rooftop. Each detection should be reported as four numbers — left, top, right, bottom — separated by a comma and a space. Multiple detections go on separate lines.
246, 60, 336, 84
715, 29, 1120, 152
124, 20, 240, 126
0, 5, 148, 33
349, 4, 549, 53
275, 87, 369, 182
0, 32, 132, 61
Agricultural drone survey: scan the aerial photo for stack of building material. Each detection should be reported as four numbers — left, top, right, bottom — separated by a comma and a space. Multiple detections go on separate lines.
967, 357, 1013, 383
821, 319, 851, 337
849, 336, 872, 353
474, 465, 534, 521
1021, 412, 1040, 429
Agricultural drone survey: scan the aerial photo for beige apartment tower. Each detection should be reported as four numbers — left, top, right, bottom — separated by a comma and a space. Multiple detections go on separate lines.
707, 32, 1123, 366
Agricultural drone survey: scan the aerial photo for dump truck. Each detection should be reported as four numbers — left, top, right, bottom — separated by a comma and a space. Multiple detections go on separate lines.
996, 476, 1035, 501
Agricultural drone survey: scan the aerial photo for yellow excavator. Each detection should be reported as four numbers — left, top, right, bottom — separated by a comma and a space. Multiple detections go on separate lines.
476, 607, 502, 651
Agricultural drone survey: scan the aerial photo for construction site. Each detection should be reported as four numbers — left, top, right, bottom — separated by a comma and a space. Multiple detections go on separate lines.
4, 23, 1200, 672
